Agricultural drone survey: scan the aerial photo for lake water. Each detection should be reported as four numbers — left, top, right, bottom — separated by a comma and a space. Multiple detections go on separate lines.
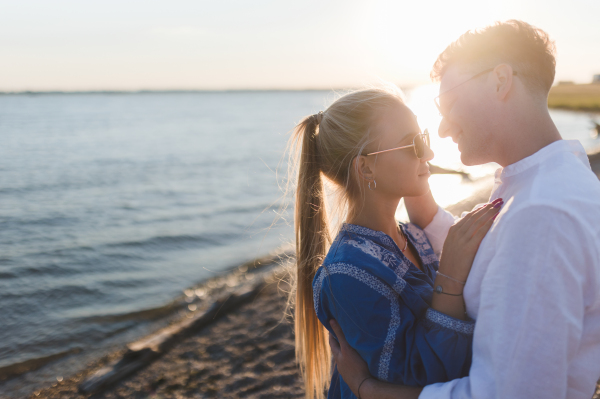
1, 89, 598, 396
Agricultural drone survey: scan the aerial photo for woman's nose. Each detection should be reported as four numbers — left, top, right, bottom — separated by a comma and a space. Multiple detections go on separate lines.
422, 144, 434, 163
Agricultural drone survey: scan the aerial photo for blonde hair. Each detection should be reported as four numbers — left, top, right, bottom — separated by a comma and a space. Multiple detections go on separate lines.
431, 20, 556, 95
287, 86, 405, 399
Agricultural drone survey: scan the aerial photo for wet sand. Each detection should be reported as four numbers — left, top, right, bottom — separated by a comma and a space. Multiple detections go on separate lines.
27, 270, 303, 399
25, 165, 600, 398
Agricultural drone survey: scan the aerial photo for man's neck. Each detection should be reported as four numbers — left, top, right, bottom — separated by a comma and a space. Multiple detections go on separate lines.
496, 106, 562, 167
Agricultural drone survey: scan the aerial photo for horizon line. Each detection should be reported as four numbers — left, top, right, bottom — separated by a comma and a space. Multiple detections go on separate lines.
1, 81, 592, 95
0, 85, 424, 95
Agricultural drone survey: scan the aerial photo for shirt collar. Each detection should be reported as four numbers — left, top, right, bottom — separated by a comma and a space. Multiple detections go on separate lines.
341, 223, 399, 251
495, 139, 590, 181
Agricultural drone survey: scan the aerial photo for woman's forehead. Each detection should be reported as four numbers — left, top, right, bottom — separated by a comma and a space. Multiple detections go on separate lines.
373, 103, 419, 143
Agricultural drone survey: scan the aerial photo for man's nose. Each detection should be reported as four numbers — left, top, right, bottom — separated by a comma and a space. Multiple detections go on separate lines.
438, 117, 452, 138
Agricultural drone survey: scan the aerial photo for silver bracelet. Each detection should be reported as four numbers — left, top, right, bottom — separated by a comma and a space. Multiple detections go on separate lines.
436, 270, 466, 285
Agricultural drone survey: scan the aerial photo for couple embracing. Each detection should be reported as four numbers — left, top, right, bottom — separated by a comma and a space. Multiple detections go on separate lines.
289, 20, 600, 399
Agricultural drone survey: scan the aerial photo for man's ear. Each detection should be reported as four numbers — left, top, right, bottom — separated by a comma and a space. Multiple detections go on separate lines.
492, 64, 514, 101
352, 155, 375, 182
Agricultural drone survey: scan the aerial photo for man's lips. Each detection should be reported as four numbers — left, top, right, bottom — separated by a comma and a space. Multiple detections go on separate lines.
452, 132, 463, 144
418, 166, 430, 176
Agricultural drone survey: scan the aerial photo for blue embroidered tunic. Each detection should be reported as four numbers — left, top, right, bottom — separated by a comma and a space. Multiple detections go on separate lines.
313, 222, 475, 399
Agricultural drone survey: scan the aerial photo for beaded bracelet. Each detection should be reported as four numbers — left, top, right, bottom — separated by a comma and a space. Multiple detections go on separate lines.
436, 270, 466, 285
434, 285, 463, 296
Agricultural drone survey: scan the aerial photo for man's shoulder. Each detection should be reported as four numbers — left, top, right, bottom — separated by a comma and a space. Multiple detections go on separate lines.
520, 151, 600, 214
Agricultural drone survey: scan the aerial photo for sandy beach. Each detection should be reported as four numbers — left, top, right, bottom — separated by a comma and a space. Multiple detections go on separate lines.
20, 155, 600, 399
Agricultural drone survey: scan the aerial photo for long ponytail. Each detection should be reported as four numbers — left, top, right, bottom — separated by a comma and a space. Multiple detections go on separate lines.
292, 113, 331, 399
286, 86, 406, 399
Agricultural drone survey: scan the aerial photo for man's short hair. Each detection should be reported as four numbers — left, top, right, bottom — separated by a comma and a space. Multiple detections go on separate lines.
431, 20, 556, 95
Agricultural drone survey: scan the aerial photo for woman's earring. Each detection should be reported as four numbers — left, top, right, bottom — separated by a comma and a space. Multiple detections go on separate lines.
368, 180, 376, 191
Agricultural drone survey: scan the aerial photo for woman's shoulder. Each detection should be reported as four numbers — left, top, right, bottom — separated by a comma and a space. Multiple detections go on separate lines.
323, 229, 402, 271
315, 234, 408, 295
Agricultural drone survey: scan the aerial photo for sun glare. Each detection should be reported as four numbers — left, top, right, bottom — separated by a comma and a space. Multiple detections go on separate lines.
362, 0, 502, 85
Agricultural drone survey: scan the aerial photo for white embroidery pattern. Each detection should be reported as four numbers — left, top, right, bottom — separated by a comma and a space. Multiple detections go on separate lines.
405, 223, 432, 250
344, 222, 437, 268
425, 308, 475, 334
346, 238, 411, 288
420, 253, 439, 265
346, 238, 400, 270
344, 231, 410, 278
392, 279, 407, 294
342, 223, 397, 250
313, 263, 401, 381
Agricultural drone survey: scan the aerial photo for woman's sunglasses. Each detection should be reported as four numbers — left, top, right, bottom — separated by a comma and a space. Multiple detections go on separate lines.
366, 129, 430, 159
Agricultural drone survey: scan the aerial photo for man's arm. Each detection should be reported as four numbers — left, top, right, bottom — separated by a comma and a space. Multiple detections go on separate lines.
331, 204, 593, 399
329, 320, 423, 399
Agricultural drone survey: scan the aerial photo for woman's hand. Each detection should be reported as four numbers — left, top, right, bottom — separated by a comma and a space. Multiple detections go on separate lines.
438, 198, 503, 282
329, 319, 371, 396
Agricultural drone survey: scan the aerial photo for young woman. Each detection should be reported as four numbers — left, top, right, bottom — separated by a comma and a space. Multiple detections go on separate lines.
288, 86, 501, 399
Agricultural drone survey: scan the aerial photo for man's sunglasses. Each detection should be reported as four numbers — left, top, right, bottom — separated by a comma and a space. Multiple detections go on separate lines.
434, 69, 518, 118
366, 130, 430, 159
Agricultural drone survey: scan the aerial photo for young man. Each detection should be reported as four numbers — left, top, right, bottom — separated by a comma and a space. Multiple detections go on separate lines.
328, 20, 600, 399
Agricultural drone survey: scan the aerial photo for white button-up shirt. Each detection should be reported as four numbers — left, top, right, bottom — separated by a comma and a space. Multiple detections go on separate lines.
420, 140, 600, 399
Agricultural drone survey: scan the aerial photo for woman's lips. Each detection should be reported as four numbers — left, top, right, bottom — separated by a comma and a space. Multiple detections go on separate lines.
418, 166, 431, 177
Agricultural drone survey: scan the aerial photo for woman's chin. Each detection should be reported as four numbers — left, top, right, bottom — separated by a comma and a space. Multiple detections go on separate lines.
418, 177, 431, 190
403, 183, 430, 198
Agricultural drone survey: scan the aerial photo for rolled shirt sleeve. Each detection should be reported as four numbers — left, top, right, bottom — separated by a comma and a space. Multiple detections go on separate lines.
423, 206, 457, 257
420, 205, 595, 399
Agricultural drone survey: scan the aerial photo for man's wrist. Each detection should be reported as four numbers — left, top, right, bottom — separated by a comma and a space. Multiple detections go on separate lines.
359, 376, 377, 399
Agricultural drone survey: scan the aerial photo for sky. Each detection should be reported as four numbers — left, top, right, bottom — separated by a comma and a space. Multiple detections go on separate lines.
1, 0, 599, 91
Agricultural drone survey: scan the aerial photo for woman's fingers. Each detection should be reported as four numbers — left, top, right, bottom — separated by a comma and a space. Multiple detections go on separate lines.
456, 199, 503, 234
470, 213, 497, 244
464, 201, 502, 239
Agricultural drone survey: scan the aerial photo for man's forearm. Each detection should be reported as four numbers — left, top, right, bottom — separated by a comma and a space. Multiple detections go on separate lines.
360, 378, 423, 399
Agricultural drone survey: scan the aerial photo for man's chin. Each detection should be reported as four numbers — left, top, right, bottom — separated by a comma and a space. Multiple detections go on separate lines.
460, 151, 482, 166
460, 156, 475, 166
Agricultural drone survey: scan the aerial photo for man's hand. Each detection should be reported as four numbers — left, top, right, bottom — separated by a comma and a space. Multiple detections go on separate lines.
329, 319, 424, 399
329, 319, 371, 397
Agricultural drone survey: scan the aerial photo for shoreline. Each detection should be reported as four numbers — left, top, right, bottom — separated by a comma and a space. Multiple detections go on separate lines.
1, 248, 293, 398
16, 181, 495, 399
10, 151, 600, 398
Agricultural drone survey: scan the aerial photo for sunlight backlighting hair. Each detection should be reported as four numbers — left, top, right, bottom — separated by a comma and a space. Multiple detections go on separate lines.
431, 20, 556, 95
286, 85, 405, 399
